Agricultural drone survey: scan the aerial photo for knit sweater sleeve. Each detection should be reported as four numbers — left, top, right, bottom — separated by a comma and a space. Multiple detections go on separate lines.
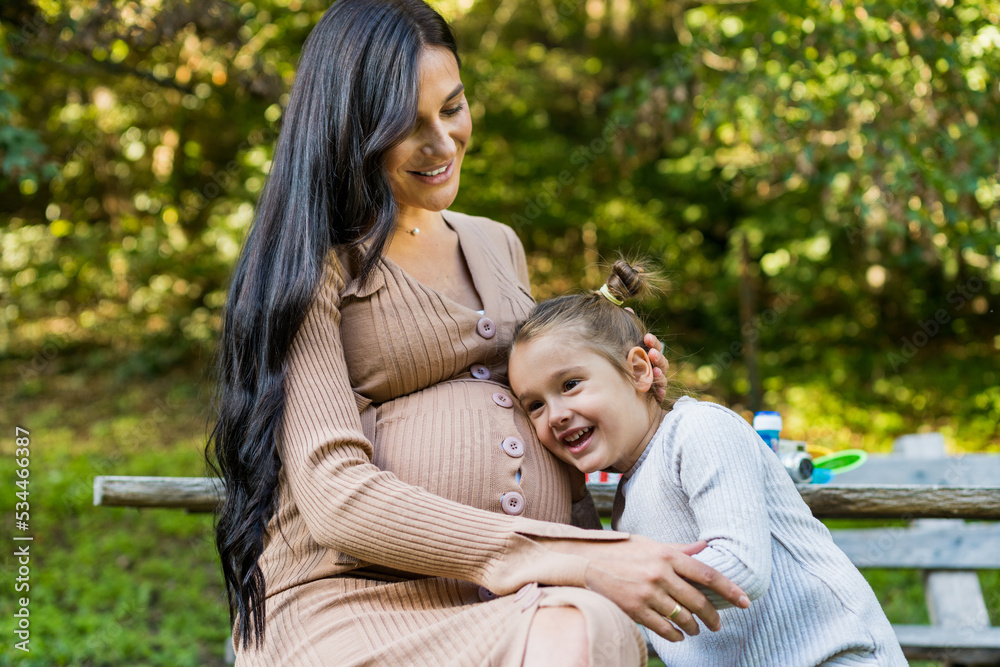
671, 403, 773, 609
279, 258, 625, 596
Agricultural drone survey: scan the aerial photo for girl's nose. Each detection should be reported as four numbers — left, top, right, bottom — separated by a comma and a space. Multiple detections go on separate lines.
548, 403, 571, 428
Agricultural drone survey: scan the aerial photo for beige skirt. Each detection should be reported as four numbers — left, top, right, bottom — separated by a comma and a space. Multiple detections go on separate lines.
235, 574, 646, 666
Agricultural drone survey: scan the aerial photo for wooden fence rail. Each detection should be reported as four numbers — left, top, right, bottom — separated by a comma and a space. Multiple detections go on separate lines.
93, 476, 1000, 520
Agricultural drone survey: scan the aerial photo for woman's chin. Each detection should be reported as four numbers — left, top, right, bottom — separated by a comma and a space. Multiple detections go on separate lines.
395, 176, 461, 213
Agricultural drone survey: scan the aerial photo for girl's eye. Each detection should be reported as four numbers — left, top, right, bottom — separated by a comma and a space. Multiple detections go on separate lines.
527, 401, 543, 413
563, 379, 580, 392
443, 103, 465, 117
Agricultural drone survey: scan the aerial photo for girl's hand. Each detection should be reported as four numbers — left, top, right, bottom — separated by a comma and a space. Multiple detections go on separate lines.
644, 333, 669, 402
538, 535, 750, 641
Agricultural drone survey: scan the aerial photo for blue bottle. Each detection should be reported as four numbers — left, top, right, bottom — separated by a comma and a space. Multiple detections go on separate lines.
753, 411, 782, 453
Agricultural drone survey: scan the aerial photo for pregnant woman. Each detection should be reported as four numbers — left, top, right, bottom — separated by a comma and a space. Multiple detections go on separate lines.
207, 1, 748, 664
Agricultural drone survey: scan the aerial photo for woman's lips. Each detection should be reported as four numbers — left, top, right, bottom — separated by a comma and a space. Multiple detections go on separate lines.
408, 160, 454, 185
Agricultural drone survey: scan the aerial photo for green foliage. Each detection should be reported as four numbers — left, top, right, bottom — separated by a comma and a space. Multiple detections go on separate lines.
0, 370, 228, 667
2, 0, 995, 441
0, 0, 997, 659
0, 45, 57, 189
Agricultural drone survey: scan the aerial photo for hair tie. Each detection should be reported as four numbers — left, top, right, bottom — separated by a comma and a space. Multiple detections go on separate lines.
598, 284, 624, 306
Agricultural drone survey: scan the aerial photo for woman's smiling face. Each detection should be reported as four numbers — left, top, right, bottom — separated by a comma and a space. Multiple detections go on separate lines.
384, 46, 471, 217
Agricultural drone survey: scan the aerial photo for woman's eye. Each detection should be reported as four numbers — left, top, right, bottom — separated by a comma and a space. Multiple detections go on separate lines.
443, 103, 464, 117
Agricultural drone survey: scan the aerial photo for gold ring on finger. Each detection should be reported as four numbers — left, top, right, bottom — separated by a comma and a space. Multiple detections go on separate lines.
667, 602, 682, 620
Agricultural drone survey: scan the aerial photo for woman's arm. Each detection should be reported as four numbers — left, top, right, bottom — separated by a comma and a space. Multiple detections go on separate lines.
536, 533, 750, 642
281, 258, 749, 633
644, 332, 670, 401
280, 259, 624, 595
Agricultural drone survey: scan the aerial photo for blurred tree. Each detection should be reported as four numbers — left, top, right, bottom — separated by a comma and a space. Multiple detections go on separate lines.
1, 0, 300, 371
1, 0, 997, 405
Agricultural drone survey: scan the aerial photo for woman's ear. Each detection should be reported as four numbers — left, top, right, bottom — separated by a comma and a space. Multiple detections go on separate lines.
626, 346, 655, 394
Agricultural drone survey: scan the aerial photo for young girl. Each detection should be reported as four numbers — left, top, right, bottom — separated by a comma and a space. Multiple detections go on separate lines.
507, 260, 906, 666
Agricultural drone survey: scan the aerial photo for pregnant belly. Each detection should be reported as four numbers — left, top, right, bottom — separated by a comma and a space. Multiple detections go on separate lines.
372, 379, 573, 524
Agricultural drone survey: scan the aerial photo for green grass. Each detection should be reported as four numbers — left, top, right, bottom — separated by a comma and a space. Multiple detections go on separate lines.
1, 366, 229, 666
1, 359, 996, 665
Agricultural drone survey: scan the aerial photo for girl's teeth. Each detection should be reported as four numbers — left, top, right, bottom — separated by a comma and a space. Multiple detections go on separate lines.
565, 428, 591, 443
416, 165, 447, 176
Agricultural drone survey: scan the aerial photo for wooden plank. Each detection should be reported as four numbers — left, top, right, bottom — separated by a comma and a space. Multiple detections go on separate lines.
587, 482, 616, 516
795, 485, 1000, 520
892, 434, 991, 667
93, 476, 223, 512
594, 483, 1000, 520
925, 570, 991, 627
894, 432, 948, 458
893, 625, 1000, 663
830, 523, 1000, 569
833, 455, 1000, 486
649, 625, 1000, 663
94, 476, 1000, 520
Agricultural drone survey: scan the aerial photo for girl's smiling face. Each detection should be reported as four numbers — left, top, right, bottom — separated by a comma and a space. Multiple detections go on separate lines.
508, 335, 663, 474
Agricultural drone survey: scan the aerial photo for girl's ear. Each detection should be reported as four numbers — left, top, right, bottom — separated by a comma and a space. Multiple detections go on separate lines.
626, 346, 655, 394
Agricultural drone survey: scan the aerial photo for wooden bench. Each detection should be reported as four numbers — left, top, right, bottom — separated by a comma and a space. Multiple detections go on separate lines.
94, 435, 1000, 665
827, 433, 1000, 667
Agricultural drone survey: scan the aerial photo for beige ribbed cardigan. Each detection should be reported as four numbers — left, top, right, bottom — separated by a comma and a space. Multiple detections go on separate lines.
236, 210, 645, 666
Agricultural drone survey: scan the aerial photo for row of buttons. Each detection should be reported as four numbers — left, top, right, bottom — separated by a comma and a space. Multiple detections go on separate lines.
472, 315, 494, 381
474, 326, 528, 523
494, 394, 524, 517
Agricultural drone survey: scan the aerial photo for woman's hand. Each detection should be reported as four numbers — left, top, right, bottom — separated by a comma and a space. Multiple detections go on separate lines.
644, 333, 669, 403
538, 535, 749, 642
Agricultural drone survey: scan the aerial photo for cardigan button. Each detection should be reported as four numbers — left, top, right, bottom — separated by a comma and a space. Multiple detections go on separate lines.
492, 392, 513, 409
476, 317, 496, 339
501, 436, 525, 458
501, 491, 525, 515
470, 364, 491, 380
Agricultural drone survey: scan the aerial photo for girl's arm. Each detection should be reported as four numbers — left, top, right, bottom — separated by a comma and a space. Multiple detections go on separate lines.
672, 402, 775, 609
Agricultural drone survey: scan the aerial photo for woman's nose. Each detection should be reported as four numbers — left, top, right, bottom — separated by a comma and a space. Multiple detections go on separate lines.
420, 123, 454, 156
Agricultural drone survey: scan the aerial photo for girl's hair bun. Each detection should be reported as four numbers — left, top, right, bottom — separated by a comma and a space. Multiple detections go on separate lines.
605, 258, 663, 302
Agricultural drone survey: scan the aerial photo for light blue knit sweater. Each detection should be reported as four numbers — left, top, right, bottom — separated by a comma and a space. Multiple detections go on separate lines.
613, 397, 907, 666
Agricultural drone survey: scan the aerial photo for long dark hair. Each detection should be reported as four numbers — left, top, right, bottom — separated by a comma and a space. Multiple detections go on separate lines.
206, 0, 461, 650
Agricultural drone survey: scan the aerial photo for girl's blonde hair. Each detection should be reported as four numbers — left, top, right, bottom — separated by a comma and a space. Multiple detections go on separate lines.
512, 259, 670, 404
